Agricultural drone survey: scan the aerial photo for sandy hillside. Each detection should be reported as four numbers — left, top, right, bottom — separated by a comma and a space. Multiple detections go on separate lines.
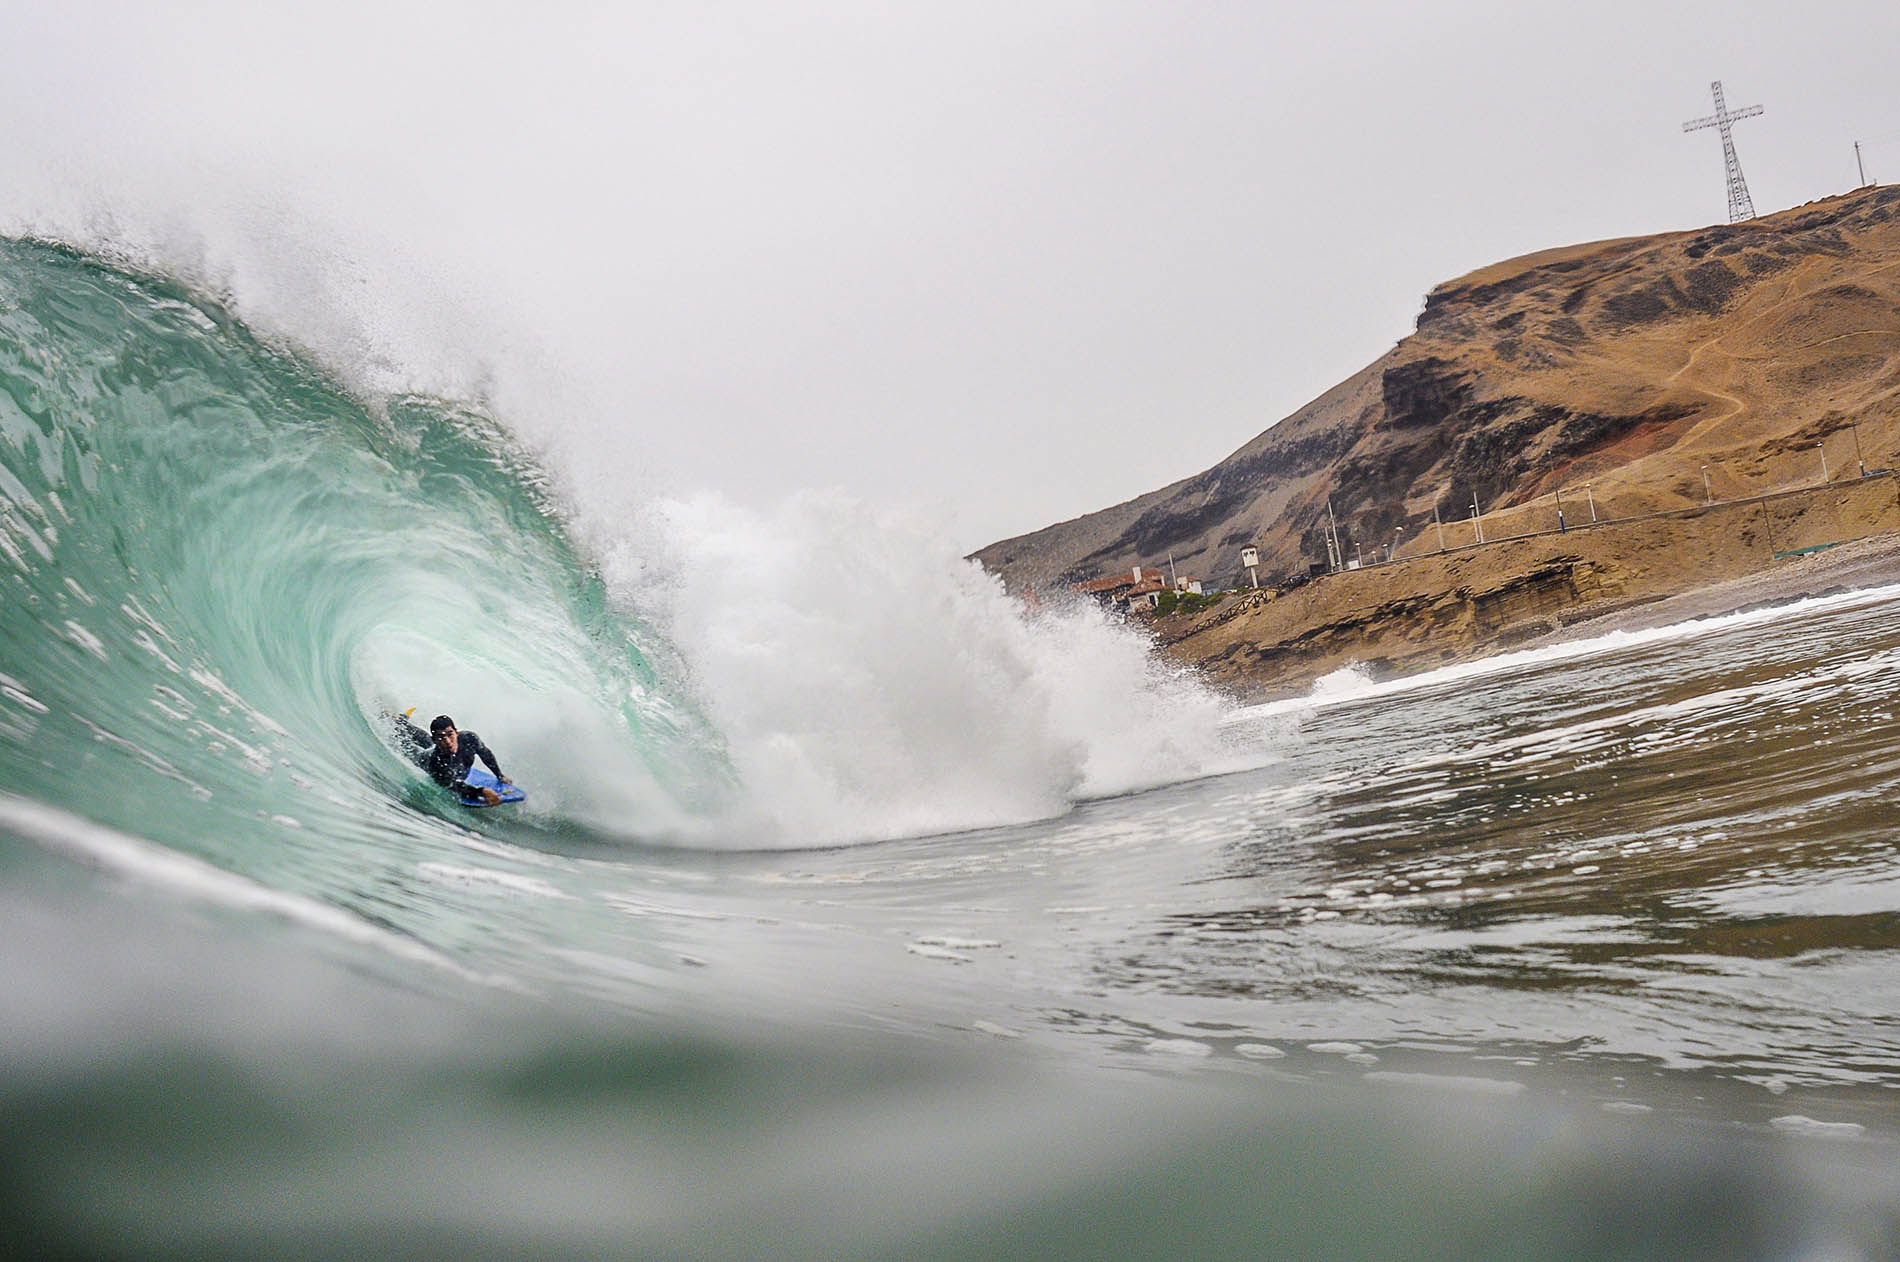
975, 185, 1900, 596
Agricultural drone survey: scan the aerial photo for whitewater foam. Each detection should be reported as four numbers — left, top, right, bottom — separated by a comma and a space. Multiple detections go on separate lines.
607, 491, 1256, 846
1234, 580, 1900, 724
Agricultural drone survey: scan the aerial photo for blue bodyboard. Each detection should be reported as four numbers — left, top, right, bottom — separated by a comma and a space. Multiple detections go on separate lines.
457, 764, 526, 808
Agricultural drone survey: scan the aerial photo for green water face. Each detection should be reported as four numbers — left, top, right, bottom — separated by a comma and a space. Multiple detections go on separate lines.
0, 240, 722, 887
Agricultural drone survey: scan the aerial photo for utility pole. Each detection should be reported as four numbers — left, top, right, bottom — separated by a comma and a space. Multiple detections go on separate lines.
1852, 423, 1866, 477
1471, 493, 1484, 544
1555, 486, 1566, 533
1167, 552, 1177, 589
1702, 465, 1712, 503
1586, 484, 1597, 522
1818, 443, 1830, 484
1857, 141, 1871, 189
1327, 499, 1343, 572
1682, 80, 1763, 223
1433, 502, 1446, 551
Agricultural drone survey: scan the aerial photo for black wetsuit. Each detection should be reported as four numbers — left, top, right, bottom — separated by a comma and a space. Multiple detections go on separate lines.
394, 717, 506, 796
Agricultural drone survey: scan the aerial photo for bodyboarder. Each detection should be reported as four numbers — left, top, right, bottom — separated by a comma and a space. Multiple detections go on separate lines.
391, 711, 511, 806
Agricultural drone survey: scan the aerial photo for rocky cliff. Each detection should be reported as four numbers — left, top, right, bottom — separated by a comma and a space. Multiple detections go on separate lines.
1146, 472, 1900, 696
974, 185, 1900, 594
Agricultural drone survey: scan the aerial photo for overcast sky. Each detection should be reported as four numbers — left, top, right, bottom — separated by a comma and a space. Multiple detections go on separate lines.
2, 1, 1897, 549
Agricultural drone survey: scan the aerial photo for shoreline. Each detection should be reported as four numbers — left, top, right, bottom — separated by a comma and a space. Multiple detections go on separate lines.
1514, 528, 1900, 645
1152, 509, 1900, 703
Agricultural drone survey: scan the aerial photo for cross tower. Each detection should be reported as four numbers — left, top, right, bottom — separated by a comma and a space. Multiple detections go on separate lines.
1682, 80, 1763, 223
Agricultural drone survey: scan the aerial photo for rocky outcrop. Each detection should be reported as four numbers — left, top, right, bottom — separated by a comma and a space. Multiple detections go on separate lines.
1164, 556, 1623, 688
1146, 472, 1900, 697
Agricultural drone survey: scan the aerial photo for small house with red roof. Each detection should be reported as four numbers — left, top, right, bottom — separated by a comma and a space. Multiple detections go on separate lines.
1072, 565, 1164, 605
1072, 565, 1204, 612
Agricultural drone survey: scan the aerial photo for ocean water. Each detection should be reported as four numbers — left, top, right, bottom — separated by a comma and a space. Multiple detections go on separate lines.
4, 238, 1900, 1257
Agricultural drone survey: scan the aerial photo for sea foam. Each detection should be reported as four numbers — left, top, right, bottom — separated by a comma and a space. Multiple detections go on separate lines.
603, 491, 1256, 846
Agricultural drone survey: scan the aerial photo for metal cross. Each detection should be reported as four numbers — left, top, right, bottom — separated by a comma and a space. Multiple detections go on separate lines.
1682, 80, 1763, 223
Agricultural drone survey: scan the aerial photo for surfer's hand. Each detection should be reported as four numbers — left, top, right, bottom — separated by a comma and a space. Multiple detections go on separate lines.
482, 787, 501, 806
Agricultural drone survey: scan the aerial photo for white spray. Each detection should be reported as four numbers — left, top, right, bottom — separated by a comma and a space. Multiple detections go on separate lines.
606, 492, 1249, 846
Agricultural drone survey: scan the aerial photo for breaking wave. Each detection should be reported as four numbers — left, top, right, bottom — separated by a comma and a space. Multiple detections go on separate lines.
0, 237, 1244, 877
